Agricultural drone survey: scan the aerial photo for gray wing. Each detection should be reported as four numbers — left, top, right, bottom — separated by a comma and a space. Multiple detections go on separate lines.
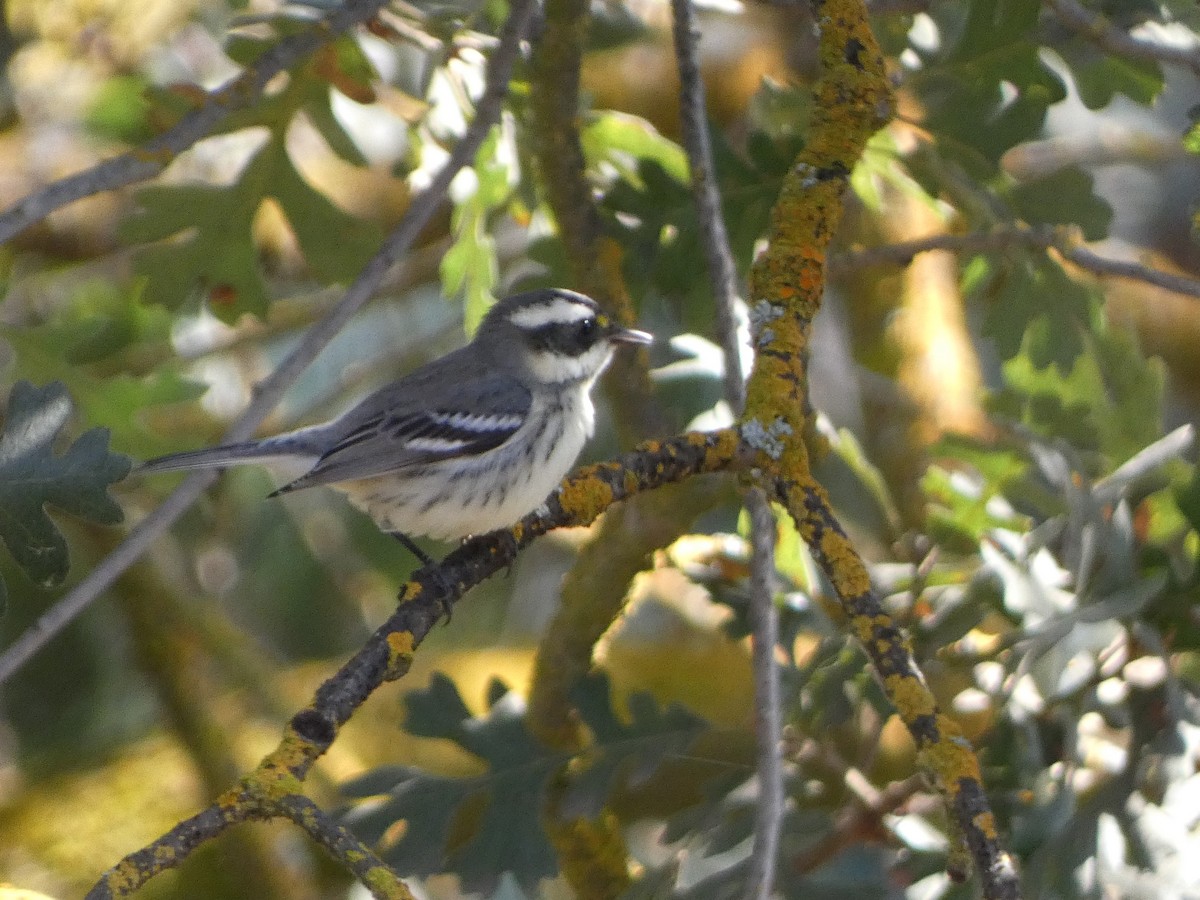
273, 351, 531, 494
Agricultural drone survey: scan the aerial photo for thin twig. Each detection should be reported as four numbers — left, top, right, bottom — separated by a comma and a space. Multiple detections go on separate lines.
669, 1, 781, 897
669, 0, 745, 413
0, 0, 390, 244
831, 226, 1200, 300
272, 794, 414, 900
0, 0, 540, 686
1047, 0, 1200, 79
745, 487, 783, 899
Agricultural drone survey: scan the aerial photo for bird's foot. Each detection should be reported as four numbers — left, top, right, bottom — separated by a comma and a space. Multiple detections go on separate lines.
390, 532, 456, 623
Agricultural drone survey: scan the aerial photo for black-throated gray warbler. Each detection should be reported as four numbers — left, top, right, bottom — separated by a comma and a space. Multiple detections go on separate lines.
141, 289, 651, 545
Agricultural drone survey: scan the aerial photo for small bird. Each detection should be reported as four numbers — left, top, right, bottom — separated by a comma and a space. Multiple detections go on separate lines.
141, 289, 651, 552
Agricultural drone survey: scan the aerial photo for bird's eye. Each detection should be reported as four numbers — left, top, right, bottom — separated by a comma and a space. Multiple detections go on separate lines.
577, 317, 597, 341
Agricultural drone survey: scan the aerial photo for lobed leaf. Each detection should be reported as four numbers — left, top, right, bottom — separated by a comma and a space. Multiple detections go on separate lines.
0, 382, 131, 608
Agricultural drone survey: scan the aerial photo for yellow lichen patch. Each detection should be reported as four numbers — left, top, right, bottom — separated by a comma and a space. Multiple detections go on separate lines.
848, 613, 889, 647
816, 529, 871, 597
884, 673, 938, 721
556, 473, 616, 524
973, 811, 1001, 841
251, 762, 304, 800
623, 469, 640, 495
106, 859, 144, 892
707, 428, 741, 462
917, 716, 983, 790
384, 631, 416, 681
363, 864, 414, 899
150, 844, 178, 866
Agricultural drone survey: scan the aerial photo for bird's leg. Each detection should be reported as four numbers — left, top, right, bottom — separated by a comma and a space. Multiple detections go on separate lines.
389, 532, 455, 622
490, 529, 521, 577
390, 531, 437, 568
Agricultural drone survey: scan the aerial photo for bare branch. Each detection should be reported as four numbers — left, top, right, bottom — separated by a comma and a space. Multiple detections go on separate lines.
0, 0, 390, 244
831, 225, 1200, 300
669, 0, 782, 896
0, 0, 541, 686
1047, 0, 1200, 79
744, 487, 784, 900
670, 0, 745, 413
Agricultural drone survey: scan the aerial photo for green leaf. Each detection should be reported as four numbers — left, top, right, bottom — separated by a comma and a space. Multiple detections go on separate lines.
1001, 316, 1165, 464
2, 287, 205, 458
1005, 167, 1112, 241
264, 141, 383, 280
346, 673, 560, 894
562, 672, 708, 819
915, 0, 1066, 173
0, 381, 131, 606
123, 137, 383, 320
85, 75, 155, 144
342, 672, 711, 892
581, 111, 688, 186
1069, 52, 1162, 109
977, 256, 1095, 367
122, 180, 268, 317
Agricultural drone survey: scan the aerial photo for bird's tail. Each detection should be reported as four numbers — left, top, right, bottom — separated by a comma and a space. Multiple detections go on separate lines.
139, 431, 323, 475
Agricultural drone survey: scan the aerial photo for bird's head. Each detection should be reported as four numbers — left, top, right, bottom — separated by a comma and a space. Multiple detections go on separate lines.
479, 288, 652, 387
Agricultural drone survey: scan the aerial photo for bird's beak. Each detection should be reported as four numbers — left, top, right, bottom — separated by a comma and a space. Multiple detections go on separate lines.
611, 327, 653, 346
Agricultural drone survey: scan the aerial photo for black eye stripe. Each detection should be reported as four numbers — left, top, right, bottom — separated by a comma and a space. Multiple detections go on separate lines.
526, 316, 603, 356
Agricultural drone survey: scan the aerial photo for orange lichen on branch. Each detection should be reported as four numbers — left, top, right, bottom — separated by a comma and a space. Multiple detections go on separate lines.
731, 5, 1017, 891
741, 0, 891, 446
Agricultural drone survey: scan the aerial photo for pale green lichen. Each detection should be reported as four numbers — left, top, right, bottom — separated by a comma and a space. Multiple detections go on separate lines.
740, 418, 794, 459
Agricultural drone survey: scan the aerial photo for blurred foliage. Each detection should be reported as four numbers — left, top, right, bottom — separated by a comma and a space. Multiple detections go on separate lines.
3, 0, 1200, 898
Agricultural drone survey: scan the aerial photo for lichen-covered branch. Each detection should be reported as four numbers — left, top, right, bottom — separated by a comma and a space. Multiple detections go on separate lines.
523, 2, 685, 886
779, 478, 1019, 897
738, 1, 1020, 896
83, 430, 742, 898
273, 794, 413, 900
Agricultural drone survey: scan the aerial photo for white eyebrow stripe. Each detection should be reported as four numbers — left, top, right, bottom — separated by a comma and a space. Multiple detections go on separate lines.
405, 436, 473, 453
508, 298, 595, 330
428, 412, 524, 432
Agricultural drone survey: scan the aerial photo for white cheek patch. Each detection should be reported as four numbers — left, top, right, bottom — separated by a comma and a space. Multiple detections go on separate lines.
527, 343, 614, 385
508, 298, 595, 330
